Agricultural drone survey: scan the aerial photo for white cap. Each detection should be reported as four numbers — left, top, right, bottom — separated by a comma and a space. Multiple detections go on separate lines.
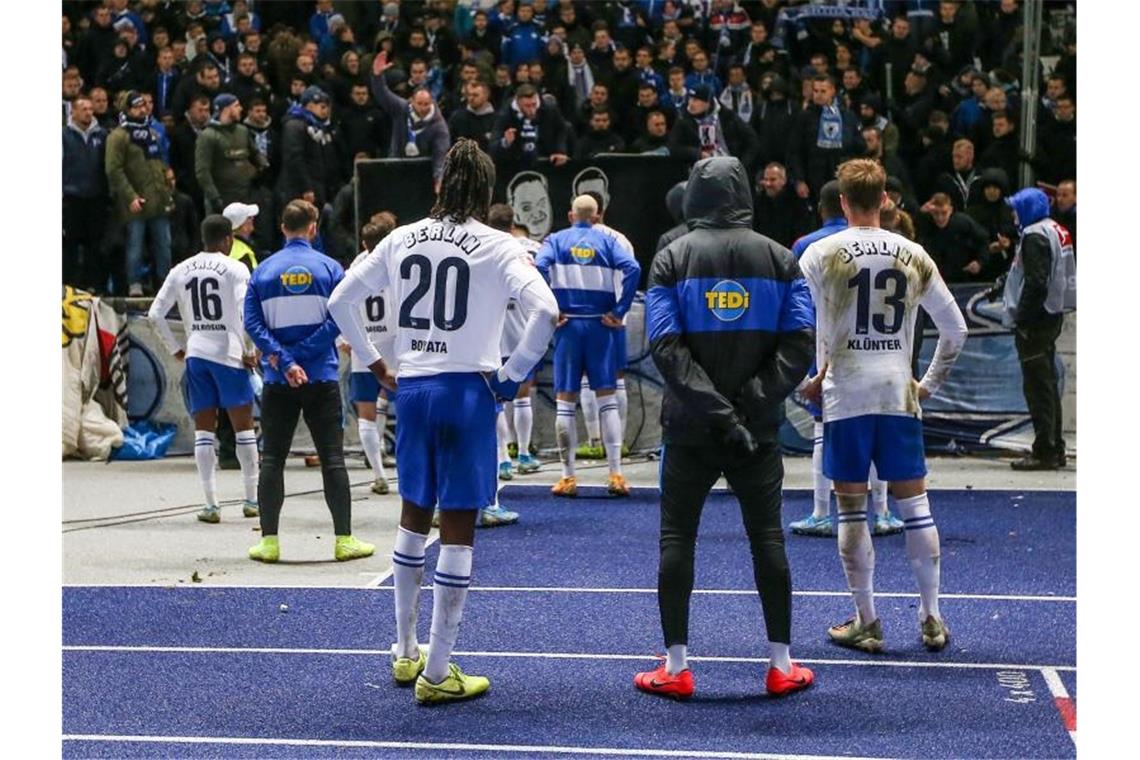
223, 202, 259, 229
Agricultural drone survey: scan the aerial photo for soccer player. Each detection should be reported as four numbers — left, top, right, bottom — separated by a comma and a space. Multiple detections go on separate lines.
243, 199, 375, 563
148, 214, 260, 524
329, 139, 558, 704
342, 217, 398, 495
488, 203, 542, 477
536, 195, 640, 497
787, 181, 904, 538
799, 159, 968, 652
639, 157, 815, 699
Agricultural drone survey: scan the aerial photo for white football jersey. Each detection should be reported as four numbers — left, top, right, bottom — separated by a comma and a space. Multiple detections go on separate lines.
148, 252, 251, 368
346, 251, 397, 373
799, 226, 965, 423
333, 216, 546, 378
500, 236, 542, 356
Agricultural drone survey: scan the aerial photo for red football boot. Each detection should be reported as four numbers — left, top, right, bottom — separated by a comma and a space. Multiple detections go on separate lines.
634, 664, 695, 700
766, 662, 814, 697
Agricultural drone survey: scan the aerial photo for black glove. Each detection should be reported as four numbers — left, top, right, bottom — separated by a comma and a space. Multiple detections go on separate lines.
724, 422, 758, 458
983, 274, 1007, 302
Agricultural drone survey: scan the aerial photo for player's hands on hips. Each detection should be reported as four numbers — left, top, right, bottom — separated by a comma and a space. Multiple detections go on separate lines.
173, 350, 185, 361
285, 364, 308, 387
484, 368, 520, 402
601, 313, 623, 328
801, 363, 827, 405
242, 352, 258, 368
724, 422, 758, 458
556, 313, 569, 328
369, 358, 397, 391
917, 383, 931, 401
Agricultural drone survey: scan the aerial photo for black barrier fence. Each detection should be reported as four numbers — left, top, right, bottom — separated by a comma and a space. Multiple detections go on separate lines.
354, 155, 693, 285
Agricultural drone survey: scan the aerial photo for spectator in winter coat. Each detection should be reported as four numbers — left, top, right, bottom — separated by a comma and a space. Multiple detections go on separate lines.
195, 94, 267, 214
752, 162, 812, 249
631, 111, 671, 154
276, 86, 344, 209
916, 192, 990, 283
490, 84, 571, 166
668, 84, 759, 174
338, 83, 389, 162
978, 111, 1020, 189
683, 49, 723, 98
170, 61, 223, 124
785, 74, 864, 201
447, 81, 497, 151
966, 167, 1018, 278
934, 138, 980, 212
1034, 96, 1076, 187
144, 47, 182, 118
63, 98, 110, 290
574, 108, 626, 161
501, 2, 544, 68
369, 52, 452, 191
751, 74, 798, 173
228, 52, 272, 109
170, 95, 211, 210
717, 64, 754, 124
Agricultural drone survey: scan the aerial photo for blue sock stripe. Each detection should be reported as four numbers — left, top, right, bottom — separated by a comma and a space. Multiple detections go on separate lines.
195, 441, 215, 446
392, 556, 425, 569
434, 570, 471, 582
433, 577, 471, 588
905, 521, 936, 531
392, 550, 425, 563
837, 514, 866, 522
904, 515, 933, 523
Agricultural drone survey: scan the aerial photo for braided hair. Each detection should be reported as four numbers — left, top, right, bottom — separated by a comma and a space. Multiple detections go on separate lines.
430, 138, 496, 224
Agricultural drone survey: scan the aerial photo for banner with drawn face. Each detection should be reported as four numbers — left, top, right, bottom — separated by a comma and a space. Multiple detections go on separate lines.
506, 170, 552, 240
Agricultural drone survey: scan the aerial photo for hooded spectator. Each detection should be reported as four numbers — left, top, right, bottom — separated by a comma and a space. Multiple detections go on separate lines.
669, 84, 759, 174
750, 73, 798, 172
966, 167, 1018, 277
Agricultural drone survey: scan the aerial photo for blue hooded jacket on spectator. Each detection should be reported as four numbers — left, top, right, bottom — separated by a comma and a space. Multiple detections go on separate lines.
502, 18, 545, 67
63, 118, 108, 199
685, 69, 723, 97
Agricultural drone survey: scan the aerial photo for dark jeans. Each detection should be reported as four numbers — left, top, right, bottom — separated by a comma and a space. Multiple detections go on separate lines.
258, 381, 351, 536
63, 195, 108, 291
657, 440, 792, 646
1015, 314, 1066, 460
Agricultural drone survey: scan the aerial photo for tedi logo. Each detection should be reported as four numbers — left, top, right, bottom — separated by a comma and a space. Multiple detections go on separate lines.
280, 265, 313, 294
704, 280, 750, 321
570, 246, 596, 264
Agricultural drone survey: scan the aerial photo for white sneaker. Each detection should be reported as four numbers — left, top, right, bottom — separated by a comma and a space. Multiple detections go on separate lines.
128, 283, 144, 297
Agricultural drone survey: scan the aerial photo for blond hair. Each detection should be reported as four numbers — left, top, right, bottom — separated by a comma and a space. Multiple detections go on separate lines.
836, 158, 886, 214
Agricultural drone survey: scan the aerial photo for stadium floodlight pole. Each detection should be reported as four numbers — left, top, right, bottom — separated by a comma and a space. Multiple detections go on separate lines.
1019, 0, 1044, 189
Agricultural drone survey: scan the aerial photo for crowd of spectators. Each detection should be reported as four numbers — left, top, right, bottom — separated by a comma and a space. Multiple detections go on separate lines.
62, 0, 1076, 296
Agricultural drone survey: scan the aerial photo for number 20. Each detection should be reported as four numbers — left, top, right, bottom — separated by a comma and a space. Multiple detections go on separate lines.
398, 254, 470, 331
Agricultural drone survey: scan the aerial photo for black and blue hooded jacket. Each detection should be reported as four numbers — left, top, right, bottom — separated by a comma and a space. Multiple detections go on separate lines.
646, 157, 815, 446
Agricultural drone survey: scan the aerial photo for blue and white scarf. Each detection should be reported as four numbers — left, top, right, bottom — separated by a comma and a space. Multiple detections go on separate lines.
816, 101, 844, 150
287, 104, 333, 145
120, 114, 161, 159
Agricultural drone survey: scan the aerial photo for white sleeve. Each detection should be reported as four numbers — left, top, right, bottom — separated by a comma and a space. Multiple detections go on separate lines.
147, 271, 183, 356
328, 240, 393, 368
232, 269, 255, 354
917, 273, 968, 399
499, 252, 558, 382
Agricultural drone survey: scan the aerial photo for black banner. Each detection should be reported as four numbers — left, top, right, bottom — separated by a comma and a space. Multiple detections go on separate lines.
354, 155, 693, 285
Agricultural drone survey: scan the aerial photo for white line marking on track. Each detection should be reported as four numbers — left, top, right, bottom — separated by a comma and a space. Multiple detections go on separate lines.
61, 644, 1075, 672
60, 734, 899, 760
61, 582, 1075, 602
1041, 667, 1077, 747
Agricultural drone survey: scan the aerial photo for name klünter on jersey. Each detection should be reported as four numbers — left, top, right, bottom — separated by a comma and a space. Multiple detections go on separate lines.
403, 223, 481, 255
837, 240, 913, 266
848, 337, 903, 351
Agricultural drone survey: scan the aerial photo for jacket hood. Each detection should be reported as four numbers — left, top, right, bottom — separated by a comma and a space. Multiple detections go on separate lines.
979, 167, 1009, 194
1006, 188, 1050, 230
665, 181, 687, 223
683, 157, 753, 230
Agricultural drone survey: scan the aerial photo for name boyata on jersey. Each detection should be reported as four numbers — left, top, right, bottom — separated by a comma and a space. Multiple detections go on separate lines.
411, 338, 448, 353
402, 222, 481, 255
837, 239, 913, 266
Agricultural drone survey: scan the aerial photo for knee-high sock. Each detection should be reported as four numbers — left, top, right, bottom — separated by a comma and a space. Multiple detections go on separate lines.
194, 431, 218, 507
555, 399, 577, 478
837, 492, 876, 625
376, 396, 390, 442
600, 398, 623, 475
424, 544, 473, 683
392, 526, 427, 659
811, 421, 830, 519
503, 401, 517, 444
358, 418, 385, 481
496, 409, 511, 465
579, 380, 601, 443
513, 396, 533, 455
615, 378, 628, 434
897, 492, 941, 620
869, 462, 888, 517
235, 429, 259, 503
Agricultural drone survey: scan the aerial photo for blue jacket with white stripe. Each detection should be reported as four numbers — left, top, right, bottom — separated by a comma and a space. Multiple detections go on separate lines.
791, 216, 847, 420
535, 222, 640, 319
646, 157, 815, 445
244, 238, 344, 384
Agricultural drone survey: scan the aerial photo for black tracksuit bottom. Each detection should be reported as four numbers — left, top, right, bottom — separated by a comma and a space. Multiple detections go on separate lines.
258, 381, 352, 536
1015, 314, 1066, 460
657, 440, 792, 647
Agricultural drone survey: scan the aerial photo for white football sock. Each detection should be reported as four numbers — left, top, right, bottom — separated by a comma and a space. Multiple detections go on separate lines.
836, 492, 876, 625
376, 396, 390, 433
897, 492, 942, 621
769, 642, 792, 674
358, 418, 385, 481
424, 543, 473, 683
194, 431, 218, 507
869, 462, 888, 517
579, 380, 601, 444
665, 644, 688, 675
234, 429, 259, 503
615, 378, 628, 433
496, 409, 510, 465
503, 401, 517, 446
555, 399, 577, 478
600, 397, 623, 475
513, 396, 533, 456
811, 421, 830, 519
392, 526, 427, 660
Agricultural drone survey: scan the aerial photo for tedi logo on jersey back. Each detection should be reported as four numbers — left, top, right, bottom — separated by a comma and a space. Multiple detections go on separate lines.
280, 266, 313, 294
570, 245, 596, 264
704, 280, 750, 321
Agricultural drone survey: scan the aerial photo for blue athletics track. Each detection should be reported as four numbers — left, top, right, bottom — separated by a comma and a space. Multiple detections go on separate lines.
63, 485, 1076, 759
